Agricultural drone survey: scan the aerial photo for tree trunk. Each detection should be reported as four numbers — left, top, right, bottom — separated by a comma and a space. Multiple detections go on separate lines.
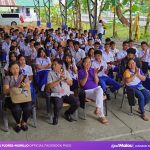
129, 0, 132, 40
98, 0, 104, 21
116, 5, 129, 27
145, 6, 150, 35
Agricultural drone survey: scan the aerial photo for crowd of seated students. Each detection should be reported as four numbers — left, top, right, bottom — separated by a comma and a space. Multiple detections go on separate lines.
0, 26, 150, 133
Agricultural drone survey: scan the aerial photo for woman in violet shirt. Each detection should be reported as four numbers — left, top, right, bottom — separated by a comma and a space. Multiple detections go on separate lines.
78, 57, 108, 124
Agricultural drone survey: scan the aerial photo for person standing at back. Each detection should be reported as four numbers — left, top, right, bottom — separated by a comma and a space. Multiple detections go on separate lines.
97, 20, 104, 41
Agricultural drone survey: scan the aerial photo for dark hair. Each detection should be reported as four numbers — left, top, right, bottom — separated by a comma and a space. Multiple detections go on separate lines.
105, 37, 111, 43
4, 35, 10, 40
126, 58, 135, 69
53, 58, 63, 66
63, 54, 73, 70
94, 42, 100, 45
73, 41, 80, 46
10, 45, 16, 52
94, 50, 102, 56
82, 56, 90, 64
110, 41, 116, 45
30, 39, 35, 43
123, 41, 129, 45
37, 47, 46, 58
18, 54, 25, 60
88, 48, 95, 57
141, 41, 148, 46
127, 48, 136, 55
105, 43, 110, 46
9, 52, 17, 62
8, 61, 20, 76
34, 42, 40, 47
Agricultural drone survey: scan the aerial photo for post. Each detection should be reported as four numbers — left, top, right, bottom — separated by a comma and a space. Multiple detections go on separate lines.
129, 0, 132, 40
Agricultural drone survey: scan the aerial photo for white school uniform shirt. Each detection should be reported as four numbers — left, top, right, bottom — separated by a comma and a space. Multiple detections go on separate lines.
139, 49, 150, 65
51, 49, 57, 58
85, 45, 94, 54
4, 63, 9, 71
63, 63, 78, 79
36, 57, 51, 71
2, 42, 11, 54
102, 51, 114, 63
30, 49, 37, 60
97, 23, 104, 34
20, 64, 33, 76
111, 48, 119, 60
92, 60, 107, 77
6, 49, 20, 63
74, 48, 86, 64
22, 45, 31, 56
117, 50, 127, 60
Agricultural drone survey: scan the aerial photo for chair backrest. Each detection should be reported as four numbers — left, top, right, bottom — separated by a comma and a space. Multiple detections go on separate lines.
142, 61, 148, 74
126, 86, 136, 106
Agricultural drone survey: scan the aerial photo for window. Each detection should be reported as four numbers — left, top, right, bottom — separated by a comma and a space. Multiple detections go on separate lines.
26, 8, 30, 16
1, 14, 19, 18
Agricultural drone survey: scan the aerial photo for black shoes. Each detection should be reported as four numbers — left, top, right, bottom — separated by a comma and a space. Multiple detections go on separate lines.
64, 112, 73, 122
13, 125, 21, 133
53, 117, 58, 125
21, 125, 28, 131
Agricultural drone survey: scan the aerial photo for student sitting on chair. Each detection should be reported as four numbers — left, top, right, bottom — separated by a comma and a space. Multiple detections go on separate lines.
92, 50, 120, 100
120, 48, 141, 76
4, 52, 17, 75
46, 58, 79, 125
78, 57, 108, 124
3, 62, 32, 132
63, 54, 78, 92
123, 59, 150, 121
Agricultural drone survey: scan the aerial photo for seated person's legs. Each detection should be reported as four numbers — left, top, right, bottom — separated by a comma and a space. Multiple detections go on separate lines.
21, 102, 32, 131
63, 94, 80, 122
51, 97, 63, 125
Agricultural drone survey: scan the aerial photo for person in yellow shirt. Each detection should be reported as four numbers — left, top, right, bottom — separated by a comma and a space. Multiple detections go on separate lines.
123, 59, 150, 121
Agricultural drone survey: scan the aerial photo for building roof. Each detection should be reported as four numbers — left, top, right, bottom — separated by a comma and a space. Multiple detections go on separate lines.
16, 0, 51, 7
0, 0, 16, 6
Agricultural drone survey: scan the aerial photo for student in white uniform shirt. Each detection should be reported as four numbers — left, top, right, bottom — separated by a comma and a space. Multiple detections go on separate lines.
102, 43, 114, 63
18, 54, 33, 81
2, 35, 11, 55
117, 41, 129, 61
6, 45, 20, 63
128, 40, 139, 57
92, 50, 120, 98
103, 43, 119, 78
4, 52, 17, 75
35, 47, 51, 71
63, 54, 78, 91
51, 41, 59, 60
56, 45, 64, 60
139, 41, 150, 69
110, 41, 119, 60
85, 39, 94, 54
97, 20, 104, 41
73, 41, 86, 68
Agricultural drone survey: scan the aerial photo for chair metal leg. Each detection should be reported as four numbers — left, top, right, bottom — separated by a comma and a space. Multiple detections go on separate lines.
2, 110, 9, 132
46, 96, 50, 114
120, 95, 125, 108
129, 106, 133, 116
32, 105, 37, 128
104, 100, 108, 116
48, 98, 53, 124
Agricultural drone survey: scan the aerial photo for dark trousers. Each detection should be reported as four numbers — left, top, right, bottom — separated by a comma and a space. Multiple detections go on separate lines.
50, 95, 80, 118
10, 102, 32, 124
